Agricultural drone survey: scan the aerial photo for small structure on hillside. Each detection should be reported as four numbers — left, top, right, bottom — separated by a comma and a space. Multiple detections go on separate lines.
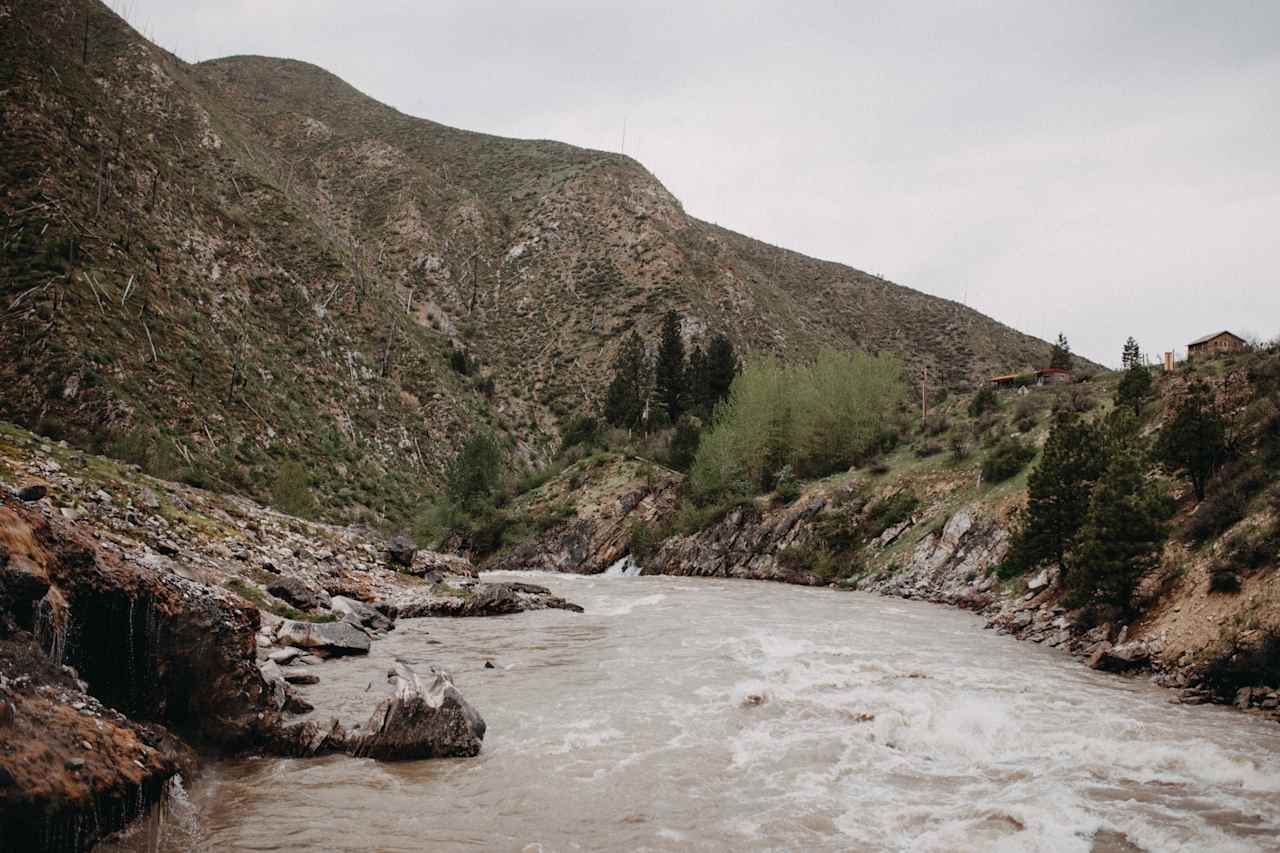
1188, 330, 1246, 358
991, 367, 1073, 389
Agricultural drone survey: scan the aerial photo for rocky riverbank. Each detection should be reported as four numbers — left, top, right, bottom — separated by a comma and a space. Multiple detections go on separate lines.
0, 423, 581, 850
484, 448, 1280, 725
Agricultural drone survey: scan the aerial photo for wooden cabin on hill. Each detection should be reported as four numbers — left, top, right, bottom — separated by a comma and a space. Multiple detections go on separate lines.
1187, 331, 1246, 358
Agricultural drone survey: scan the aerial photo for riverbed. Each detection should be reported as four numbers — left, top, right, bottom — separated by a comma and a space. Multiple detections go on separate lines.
110, 572, 1280, 852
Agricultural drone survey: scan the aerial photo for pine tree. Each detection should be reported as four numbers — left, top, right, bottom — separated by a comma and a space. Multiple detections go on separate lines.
703, 333, 738, 412
446, 432, 505, 512
683, 344, 708, 415
1116, 361, 1153, 416
1050, 333, 1072, 370
1156, 380, 1227, 502
1121, 336, 1142, 370
653, 310, 686, 425
1005, 408, 1107, 573
1065, 443, 1167, 610
603, 331, 651, 430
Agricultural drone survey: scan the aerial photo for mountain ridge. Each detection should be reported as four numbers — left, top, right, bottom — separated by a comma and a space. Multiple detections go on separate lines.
1, 0, 1080, 527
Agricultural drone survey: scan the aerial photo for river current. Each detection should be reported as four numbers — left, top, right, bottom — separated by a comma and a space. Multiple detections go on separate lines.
110, 572, 1280, 852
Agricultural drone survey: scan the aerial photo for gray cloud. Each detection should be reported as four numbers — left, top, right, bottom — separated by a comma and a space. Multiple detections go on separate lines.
116, 0, 1280, 365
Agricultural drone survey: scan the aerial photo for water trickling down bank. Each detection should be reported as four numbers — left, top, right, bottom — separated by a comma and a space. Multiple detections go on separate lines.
112, 573, 1280, 852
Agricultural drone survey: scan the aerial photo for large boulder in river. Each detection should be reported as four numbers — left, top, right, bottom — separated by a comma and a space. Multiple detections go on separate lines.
275, 619, 371, 656
349, 662, 486, 759
269, 663, 486, 761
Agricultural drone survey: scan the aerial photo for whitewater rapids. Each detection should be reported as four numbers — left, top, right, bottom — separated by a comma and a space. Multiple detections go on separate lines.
110, 572, 1280, 852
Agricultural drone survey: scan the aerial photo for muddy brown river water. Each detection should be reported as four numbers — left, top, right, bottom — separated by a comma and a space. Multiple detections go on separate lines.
106, 572, 1280, 852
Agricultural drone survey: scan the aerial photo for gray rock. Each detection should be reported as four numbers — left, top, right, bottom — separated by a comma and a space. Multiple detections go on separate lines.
284, 672, 320, 686
386, 534, 418, 569
266, 577, 329, 612
330, 596, 395, 632
268, 646, 304, 665
275, 620, 371, 656
350, 663, 486, 760
1088, 640, 1150, 673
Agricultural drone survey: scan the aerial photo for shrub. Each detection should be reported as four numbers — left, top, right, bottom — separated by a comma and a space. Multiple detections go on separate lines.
864, 491, 920, 539
968, 386, 999, 417
628, 521, 667, 565
559, 414, 600, 453
1187, 484, 1247, 543
921, 414, 950, 436
982, 437, 1035, 483
948, 431, 970, 462
667, 416, 702, 472
772, 464, 802, 504
913, 442, 942, 459
271, 460, 316, 518
1208, 571, 1242, 593
448, 347, 473, 376
446, 432, 505, 512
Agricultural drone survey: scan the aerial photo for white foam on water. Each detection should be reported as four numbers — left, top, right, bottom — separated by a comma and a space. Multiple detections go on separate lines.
603, 555, 642, 576
593, 592, 666, 616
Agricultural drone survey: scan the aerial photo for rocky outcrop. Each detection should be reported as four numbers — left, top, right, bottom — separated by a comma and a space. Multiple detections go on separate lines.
270, 663, 485, 761
486, 457, 681, 574
0, 636, 195, 853
649, 497, 830, 584
0, 500, 280, 749
858, 505, 1011, 605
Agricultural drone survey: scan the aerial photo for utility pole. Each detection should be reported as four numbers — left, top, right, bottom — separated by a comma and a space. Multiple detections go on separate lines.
620, 116, 628, 155
921, 365, 929, 419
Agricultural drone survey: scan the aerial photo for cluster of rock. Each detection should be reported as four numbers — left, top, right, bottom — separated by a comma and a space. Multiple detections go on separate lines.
0, 429, 583, 850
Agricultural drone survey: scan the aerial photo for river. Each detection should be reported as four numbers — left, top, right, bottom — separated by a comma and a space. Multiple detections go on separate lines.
108, 572, 1280, 852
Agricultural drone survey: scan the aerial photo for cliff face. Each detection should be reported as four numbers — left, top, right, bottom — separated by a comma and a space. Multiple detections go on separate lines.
1, 0, 1069, 528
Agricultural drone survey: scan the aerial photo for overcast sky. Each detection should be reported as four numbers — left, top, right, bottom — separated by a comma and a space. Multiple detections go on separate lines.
115, 0, 1279, 366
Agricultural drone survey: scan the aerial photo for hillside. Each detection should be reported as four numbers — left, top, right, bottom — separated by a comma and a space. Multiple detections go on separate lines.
2, 0, 1069, 529
487, 346, 1280, 714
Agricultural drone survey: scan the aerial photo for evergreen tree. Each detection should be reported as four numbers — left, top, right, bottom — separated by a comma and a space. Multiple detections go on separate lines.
1116, 361, 1153, 416
653, 310, 686, 424
1065, 443, 1168, 610
1121, 336, 1142, 370
683, 344, 708, 415
1005, 408, 1107, 573
1049, 333, 1072, 370
1156, 380, 1227, 502
603, 331, 651, 430
446, 432, 504, 512
703, 333, 738, 412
